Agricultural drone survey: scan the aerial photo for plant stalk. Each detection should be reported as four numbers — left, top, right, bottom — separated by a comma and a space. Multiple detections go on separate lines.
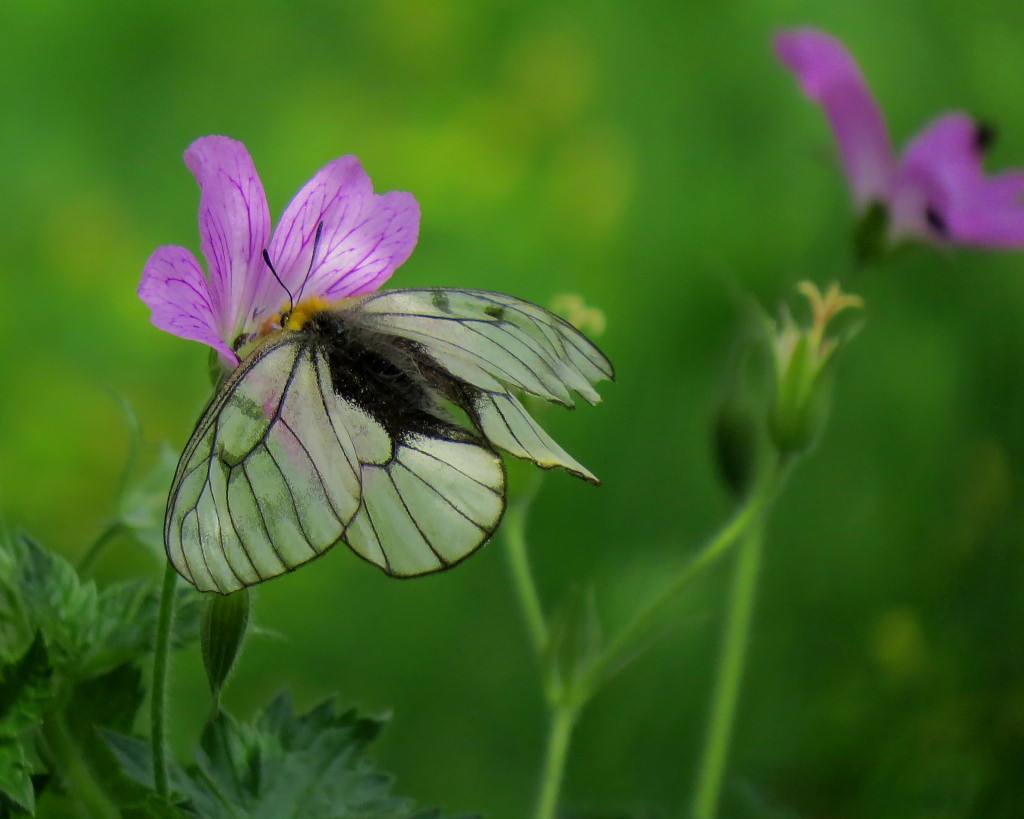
535, 703, 579, 819
151, 561, 178, 799
504, 497, 549, 657
691, 520, 765, 819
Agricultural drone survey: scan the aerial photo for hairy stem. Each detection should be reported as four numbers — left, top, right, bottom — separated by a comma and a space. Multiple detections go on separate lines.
535, 703, 579, 819
151, 561, 178, 799
691, 521, 765, 819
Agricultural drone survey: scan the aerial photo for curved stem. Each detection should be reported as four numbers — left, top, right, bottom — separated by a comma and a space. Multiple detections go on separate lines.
691, 520, 764, 819
503, 489, 548, 657
151, 561, 178, 799
78, 520, 125, 575
535, 703, 579, 819
582, 458, 791, 691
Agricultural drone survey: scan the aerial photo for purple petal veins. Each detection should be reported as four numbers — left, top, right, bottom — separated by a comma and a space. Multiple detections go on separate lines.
775, 27, 1024, 248
139, 137, 421, 361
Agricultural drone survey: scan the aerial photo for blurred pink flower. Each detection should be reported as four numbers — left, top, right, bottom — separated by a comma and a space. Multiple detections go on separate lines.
776, 28, 1024, 248
139, 136, 420, 365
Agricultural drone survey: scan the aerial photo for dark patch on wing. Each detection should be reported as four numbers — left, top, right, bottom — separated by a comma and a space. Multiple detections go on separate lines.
301, 309, 476, 446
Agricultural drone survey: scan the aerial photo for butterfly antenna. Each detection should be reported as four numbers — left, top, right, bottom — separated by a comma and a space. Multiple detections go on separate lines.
262, 249, 294, 313
294, 221, 324, 305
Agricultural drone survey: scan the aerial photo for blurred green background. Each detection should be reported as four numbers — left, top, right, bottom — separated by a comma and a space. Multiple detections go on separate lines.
2, 0, 1024, 816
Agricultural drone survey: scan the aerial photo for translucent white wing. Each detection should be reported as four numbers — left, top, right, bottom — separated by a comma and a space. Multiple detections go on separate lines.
342, 430, 506, 576
166, 330, 508, 593
355, 289, 614, 407
470, 390, 598, 483
351, 288, 612, 480
166, 336, 363, 594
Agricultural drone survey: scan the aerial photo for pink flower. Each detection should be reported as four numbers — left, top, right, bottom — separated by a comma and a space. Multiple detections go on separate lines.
139, 136, 420, 365
775, 28, 1024, 248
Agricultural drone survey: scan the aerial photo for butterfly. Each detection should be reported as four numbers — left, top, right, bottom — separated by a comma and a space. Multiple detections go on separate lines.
164, 288, 613, 594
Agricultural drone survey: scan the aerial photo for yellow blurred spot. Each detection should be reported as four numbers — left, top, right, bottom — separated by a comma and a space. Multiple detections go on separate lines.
551, 293, 607, 336
870, 608, 927, 682
366, 0, 473, 75
545, 127, 635, 241
503, 20, 597, 127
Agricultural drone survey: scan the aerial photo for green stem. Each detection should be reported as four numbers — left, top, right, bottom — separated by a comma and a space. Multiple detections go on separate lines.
78, 521, 125, 575
503, 492, 549, 657
582, 458, 790, 691
534, 703, 579, 819
41, 710, 118, 819
151, 561, 178, 799
691, 521, 765, 819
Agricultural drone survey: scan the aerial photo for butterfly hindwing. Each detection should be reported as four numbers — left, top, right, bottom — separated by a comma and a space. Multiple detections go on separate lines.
343, 432, 506, 576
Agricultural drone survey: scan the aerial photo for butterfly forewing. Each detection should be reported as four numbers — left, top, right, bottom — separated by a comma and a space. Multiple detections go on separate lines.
355, 289, 613, 407
471, 389, 598, 483
166, 337, 362, 594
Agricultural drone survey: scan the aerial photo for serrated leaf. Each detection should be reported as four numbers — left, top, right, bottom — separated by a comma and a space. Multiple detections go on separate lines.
102, 730, 201, 817
0, 739, 34, 814
0, 633, 54, 738
201, 588, 250, 703
11, 535, 100, 675
106, 691, 452, 819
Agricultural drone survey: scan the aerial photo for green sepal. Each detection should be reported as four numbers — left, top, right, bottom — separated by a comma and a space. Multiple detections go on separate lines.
207, 347, 228, 389
853, 200, 890, 267
200, 587, 251, 705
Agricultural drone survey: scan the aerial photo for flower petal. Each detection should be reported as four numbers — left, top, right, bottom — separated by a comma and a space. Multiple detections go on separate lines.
139, 245, 238, 363
776, 28, 894, 209
893, 114, 1024, 246
320, 190, 421, 299
267, 156, 421, 302
185, 136, 272, 339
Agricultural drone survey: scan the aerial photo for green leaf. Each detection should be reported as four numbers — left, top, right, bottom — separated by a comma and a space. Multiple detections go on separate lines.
106, 691, 458, 819
68, 663, 144, 736
200, 588, 251, 704
81, 580, 201, 681
13, 536, 98, 673
0, 633, 54, 738
119, 444, 179, 559
0, 739, 35, 814
101, 731, 193, 818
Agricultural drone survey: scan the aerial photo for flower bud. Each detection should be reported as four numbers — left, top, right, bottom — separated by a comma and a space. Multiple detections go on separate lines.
551, 293, 607, 337
769, 281, 863, 455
